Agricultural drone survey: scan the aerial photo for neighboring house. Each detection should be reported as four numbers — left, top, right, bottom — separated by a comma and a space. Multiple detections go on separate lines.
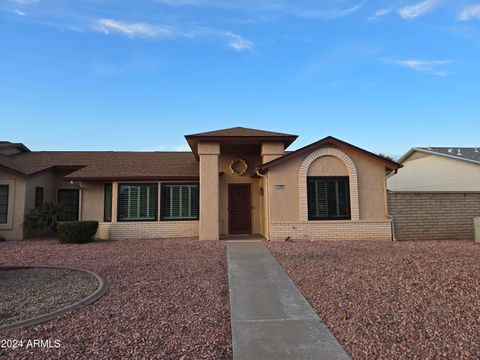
388, 147, 480, 191
387, 147, 480, 241
0, 127, 400, 241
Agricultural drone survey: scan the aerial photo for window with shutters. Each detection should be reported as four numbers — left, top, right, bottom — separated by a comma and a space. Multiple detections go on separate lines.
58, 189, 79, 221
35, 187, 44, 208
307, 177, 350, 220
104, 183, 112, 222
118, 183, 158, 221
161, 183, 199, 221
0, 185, 8, 224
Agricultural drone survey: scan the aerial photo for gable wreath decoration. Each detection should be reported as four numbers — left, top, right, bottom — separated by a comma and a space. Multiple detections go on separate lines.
230, 159, 248, 176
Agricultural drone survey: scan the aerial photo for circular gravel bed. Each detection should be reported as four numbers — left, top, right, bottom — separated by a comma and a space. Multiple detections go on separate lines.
0, 267, 101, 329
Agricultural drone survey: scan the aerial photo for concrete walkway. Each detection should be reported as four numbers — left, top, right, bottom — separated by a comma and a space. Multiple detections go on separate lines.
227, 240, 351, 360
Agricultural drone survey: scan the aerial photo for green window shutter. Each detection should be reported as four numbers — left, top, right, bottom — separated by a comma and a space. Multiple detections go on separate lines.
161, 183, 199, 220
118, 184, 158, 221
0, 185, 8, 224
307, 177, 350, 220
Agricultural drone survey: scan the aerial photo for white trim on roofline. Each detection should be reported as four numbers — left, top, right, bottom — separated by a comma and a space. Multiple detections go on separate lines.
397, 148, 480, 166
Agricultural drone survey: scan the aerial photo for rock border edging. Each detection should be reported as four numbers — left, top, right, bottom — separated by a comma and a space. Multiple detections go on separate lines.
0, 266, 109, 332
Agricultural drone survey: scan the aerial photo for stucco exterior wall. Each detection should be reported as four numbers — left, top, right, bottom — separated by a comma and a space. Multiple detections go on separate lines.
218, 145, 263, 235
0, 170, 26, 240
265, 144, 391, 241
388, 152, 480, 191
267, 144, 389, 223
198, 142, 220, 240
80, 181, 105, 221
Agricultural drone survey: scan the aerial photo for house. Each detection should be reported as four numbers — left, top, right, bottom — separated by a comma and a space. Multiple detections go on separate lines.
388, 147, 480, 191
387, 147, 480, 241
0, 127, 401, 241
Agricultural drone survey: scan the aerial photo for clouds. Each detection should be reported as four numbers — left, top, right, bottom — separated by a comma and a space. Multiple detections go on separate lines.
458, 5, 480, 21
398, 0, 438, 20
94, 19, 173, 39
224, 32, 253, 52
395, 59, 453, 76
91, 18, 254, 52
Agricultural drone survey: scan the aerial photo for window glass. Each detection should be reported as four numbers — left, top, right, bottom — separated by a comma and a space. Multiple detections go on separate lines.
104, 184, 112, 222
161, 183, 199, 220
118, 184, 158, 221
307, 177, 350, 220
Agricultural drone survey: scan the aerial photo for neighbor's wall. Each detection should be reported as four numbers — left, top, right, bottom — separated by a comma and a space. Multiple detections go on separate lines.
266, 144, 392, 241
388, 191, 480, 241
0, 170, 26, 240
388, 152, 480, 191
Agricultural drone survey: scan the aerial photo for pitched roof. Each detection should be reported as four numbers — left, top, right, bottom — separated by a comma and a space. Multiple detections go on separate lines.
5, 151, 199, 180
186, 127, 297, 138
259, 136, 402, 173
0, 141, 30, 153
185, 127, 298, 156
399, 147, 480, 165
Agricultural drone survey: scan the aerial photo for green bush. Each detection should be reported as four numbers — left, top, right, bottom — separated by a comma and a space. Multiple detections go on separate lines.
57, 221, 99, 244
24, 202, 63, 236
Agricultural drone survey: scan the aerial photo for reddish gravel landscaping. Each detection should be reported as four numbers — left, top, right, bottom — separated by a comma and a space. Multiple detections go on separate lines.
0, 238, 232, 359
267, 240, 480, 360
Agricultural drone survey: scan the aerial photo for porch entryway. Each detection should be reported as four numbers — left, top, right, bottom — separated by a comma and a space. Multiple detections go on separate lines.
228, 184, 252, 235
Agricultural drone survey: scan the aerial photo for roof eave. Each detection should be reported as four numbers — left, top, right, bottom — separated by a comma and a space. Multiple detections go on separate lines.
399, 148, 480, 166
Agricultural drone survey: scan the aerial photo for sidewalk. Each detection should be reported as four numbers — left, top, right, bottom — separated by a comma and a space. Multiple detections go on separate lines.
227, 240, 351, 360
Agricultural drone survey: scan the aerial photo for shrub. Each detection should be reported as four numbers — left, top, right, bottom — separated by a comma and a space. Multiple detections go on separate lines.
24, 202, 63, 236
57, 221, 99, 244
0, 234, 6, 242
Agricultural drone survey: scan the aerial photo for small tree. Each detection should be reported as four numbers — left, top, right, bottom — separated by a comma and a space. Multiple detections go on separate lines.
24, 201, 63, 236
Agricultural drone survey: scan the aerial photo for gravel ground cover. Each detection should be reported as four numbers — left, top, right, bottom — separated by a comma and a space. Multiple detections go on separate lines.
266, 240, 480, 360
0, 238, 232, 359
0, 267, 98, 326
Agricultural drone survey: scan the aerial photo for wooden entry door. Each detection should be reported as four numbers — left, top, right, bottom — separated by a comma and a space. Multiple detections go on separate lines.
228, 184, 251, 235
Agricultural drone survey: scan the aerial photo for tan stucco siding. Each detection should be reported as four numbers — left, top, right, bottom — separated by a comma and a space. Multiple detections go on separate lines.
0, 170, 26, 240
267, 144, 389, 223
80, 182, 105, 221
348, 150, 389, 219
218, 145, 263, 235
198, 142, 220, 240
388, 152, 480, 191
24, 171, 58, 213
307, 156, 348, 176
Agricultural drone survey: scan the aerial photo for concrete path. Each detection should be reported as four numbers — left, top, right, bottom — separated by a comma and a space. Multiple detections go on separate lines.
227, 240, 351, 360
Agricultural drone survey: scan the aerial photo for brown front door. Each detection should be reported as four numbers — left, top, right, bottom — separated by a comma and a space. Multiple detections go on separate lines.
228, 184, 251, 235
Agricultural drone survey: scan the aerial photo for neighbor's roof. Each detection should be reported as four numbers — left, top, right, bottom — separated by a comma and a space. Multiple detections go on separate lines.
2, 151, 199, 180
259, 136, 402, 173
185, 127, 298, 156
399, 147, 480, 165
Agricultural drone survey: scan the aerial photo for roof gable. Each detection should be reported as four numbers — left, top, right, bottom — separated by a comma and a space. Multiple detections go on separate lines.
400, 147, 480, 166
258, 136, 401, 173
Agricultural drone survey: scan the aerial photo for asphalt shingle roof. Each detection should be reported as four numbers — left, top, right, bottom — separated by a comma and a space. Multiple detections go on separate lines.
416, 147, 480, 164
2, 151, 199, 180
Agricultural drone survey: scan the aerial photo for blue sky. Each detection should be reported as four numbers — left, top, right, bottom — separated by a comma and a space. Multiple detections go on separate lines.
1, 0, 480, 157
